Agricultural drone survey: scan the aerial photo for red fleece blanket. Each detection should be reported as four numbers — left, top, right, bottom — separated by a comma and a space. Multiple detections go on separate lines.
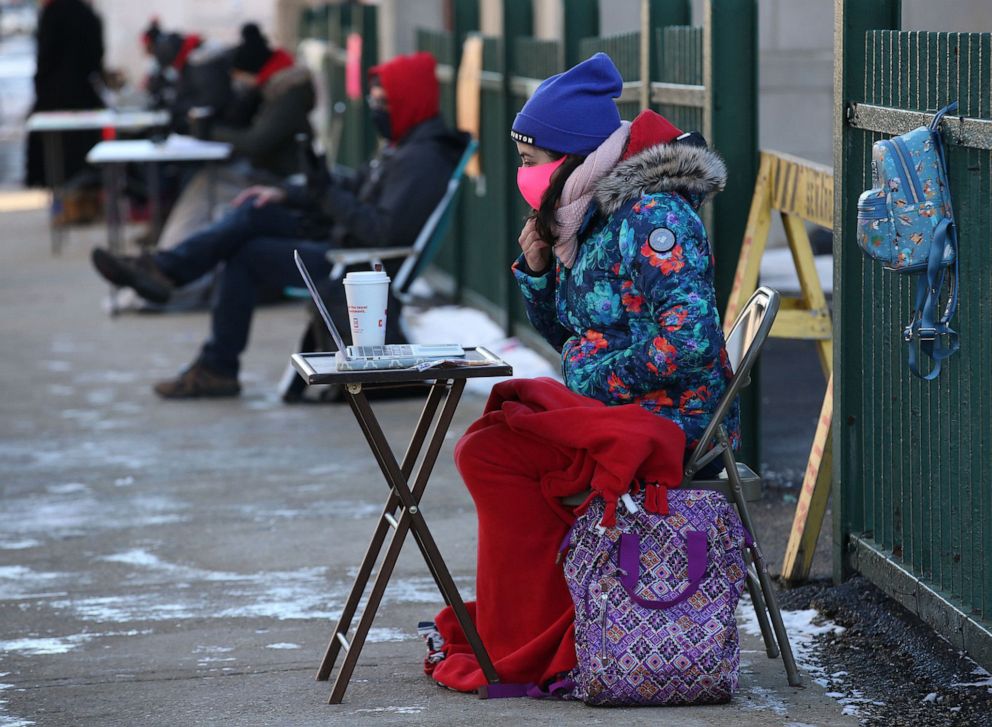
430, 377, 685, 692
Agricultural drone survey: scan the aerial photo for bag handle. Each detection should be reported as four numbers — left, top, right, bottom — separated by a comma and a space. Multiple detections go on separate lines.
905, 218, 960, 380
617, 531, 707, 610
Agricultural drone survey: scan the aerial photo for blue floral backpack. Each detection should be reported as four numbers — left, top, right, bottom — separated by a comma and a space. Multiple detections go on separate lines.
855, 102, 960, 380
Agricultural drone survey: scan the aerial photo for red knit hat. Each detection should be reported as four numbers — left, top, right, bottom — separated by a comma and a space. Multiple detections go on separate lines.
622, 110, 683, 160
368, 52, 440, 142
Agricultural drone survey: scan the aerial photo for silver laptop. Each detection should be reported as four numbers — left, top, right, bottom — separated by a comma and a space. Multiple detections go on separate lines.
293, 251, 465, 370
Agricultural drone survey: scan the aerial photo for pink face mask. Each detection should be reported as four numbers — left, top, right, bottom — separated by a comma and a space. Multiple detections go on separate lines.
516, 156, 566, 210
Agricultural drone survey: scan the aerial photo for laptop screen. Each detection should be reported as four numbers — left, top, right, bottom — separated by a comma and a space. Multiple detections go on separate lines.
293, 250, 349, 356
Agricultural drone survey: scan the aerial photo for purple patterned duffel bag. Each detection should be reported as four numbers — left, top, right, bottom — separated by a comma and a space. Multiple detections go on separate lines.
561, 488, 748, 706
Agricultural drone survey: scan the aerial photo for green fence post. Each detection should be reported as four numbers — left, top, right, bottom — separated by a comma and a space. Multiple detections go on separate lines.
832, 0, 901, 584
704, 0, 758, 469
649, 0, 690, 27
563, 0, 598, 67
502, 0, 533, 334
648, 0, 691, 95
451, 0, 480, 302
359, 4, 379, 161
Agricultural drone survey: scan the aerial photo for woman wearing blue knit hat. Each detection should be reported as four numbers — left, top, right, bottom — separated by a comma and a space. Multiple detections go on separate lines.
425, 53, 739, 696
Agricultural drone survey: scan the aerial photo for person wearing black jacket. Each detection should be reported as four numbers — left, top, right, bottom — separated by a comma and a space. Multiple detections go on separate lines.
25, 0, 105, 188
91, 51, 469, 399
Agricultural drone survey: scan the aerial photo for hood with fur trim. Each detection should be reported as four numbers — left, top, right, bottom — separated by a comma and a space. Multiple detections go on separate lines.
594, 142, 727, 216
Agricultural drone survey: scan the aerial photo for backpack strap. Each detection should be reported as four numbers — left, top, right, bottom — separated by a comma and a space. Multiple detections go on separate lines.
904, 217, 959, 380
904, 102, 961, 380
477, 677, 575, 700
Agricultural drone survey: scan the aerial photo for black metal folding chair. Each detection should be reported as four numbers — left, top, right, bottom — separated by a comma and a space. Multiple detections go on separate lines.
561, 285, 800, 687
680, 286, 801, 686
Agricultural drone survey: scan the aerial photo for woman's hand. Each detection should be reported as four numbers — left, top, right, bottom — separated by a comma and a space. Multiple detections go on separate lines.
232, 185, 286, 208
519, 218, 551, 274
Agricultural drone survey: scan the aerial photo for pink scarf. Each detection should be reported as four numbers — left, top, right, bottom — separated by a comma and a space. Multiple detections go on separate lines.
553, 121, 631, 268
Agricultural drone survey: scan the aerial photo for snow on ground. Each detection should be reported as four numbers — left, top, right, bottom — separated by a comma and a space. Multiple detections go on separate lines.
404, 305, 558, 396
759, 248, 832, 295
737, 598, 879, 716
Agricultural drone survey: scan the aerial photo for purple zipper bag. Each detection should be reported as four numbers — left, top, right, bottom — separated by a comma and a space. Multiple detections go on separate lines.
561, 488, 748, 706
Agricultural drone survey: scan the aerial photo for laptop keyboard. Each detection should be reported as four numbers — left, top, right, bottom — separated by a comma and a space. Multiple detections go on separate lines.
354, 344, 414, 358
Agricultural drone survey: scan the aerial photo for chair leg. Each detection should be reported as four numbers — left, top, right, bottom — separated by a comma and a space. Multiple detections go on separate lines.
719, 435, 802, 688
745, 563, 779, 659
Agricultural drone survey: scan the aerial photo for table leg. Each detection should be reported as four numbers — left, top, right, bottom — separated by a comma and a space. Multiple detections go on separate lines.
206, 163, 218, 221
147, 160, 162, 245
42, 132, 65, 255
100, 163, 125, 316
325, 380, 498, 703
315, 384, 446, 682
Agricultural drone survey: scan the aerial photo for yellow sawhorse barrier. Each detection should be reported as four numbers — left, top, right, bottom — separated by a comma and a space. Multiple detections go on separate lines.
723, 150, 834, 583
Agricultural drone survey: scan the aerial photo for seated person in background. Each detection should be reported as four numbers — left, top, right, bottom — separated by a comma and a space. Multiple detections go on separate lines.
141, 19, 246, 134
142, 18, 205, 118
150, 22, 315, 256
91, 51, 469, 400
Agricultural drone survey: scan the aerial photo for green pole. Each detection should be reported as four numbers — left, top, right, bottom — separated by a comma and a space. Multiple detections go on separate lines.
649, 0, 691, 93
831, 0, 901, 584
451, 0, 480, 302
563, 0, 598, 67
704, 0, 759, 470
502, 0, 533, 334
359, 4, 379, 161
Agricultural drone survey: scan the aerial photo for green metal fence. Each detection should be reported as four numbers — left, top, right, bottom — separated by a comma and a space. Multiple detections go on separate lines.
300, 3, 379, 169
835, 0, 992, 670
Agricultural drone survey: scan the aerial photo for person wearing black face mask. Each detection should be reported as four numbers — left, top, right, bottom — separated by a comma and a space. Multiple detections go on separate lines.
89, 51, 469, 399
368, 82, 393, 140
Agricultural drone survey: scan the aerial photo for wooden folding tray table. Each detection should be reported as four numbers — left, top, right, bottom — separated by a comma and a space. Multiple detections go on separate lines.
290, 347, 512, 703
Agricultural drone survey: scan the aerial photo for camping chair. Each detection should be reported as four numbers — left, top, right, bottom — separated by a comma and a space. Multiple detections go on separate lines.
320, 137, 478, 305
563, 286, 801, 687
278, 139, 478, 400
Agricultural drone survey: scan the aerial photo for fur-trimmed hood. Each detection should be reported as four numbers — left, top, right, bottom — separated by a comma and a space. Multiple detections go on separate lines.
595, 142, 727, 217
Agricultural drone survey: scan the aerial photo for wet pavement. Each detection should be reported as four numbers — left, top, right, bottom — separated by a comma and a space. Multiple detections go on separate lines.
779, 578, 992, 726
0, 207, 858, 726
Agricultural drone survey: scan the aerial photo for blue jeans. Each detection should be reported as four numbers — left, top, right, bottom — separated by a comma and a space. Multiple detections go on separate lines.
154, 203, 332, 377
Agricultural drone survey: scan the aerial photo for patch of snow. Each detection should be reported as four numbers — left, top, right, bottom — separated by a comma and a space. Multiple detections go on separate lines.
352, 706, 424, 715
740, 685, 788, 716
759, 248, 832, 295
0, 540, 39, 551
405, 306, 557, 395
922, 692, 938, 703
265, 643, 301, 650
45, 483, 89, 495
113, 476, 135, 488
367, 628, 412, 643
0, 566, 66, 601
193, 645, 233, 654
0, 634, 93, 656
0, 675, 35, 727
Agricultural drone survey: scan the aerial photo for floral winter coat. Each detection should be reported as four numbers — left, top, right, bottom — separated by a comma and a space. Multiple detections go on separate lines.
512, 141, 739, 450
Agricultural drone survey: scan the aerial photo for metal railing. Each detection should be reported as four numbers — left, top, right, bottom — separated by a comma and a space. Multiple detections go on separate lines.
835, 0, 992, 671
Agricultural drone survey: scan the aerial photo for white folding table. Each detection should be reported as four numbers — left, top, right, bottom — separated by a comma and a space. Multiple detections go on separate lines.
26, 109, 170, 254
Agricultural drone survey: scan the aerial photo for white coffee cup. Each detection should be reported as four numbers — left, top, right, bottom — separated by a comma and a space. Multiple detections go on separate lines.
342, 270, 390, 347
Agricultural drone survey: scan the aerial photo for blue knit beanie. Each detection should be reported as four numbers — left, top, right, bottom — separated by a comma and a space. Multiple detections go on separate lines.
510, 52, 623, 156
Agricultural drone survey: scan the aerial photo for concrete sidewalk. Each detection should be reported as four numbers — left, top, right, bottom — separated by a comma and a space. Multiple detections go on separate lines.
0, 208, 854, 726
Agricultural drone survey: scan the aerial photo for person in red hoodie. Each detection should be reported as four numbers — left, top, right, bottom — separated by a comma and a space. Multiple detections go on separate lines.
91, 51, 469, 399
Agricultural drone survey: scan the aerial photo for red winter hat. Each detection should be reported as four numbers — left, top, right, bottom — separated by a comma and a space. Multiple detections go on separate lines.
622, 109, 683, 160
368, 51, 440, 142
